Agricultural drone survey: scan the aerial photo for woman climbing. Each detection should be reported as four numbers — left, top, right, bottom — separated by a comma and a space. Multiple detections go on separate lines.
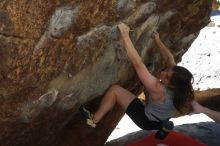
80, 23, 194, 130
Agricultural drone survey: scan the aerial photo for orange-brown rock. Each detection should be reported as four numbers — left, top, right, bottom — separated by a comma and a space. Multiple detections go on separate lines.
0, 0, 212, 146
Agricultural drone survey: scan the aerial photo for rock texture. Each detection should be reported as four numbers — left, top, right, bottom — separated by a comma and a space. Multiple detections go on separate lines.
0, 0, 213, 146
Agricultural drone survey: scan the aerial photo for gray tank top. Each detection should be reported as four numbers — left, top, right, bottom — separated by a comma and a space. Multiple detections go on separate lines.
144, 86, 176, 122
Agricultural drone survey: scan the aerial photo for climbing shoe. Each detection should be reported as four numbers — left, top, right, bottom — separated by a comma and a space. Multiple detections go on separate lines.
79, 106, 96, 128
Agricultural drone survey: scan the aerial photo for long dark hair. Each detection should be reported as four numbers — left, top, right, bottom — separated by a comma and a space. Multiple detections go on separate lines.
169, 66, 194, 113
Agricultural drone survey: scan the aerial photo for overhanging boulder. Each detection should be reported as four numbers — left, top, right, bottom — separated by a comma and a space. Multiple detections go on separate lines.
0, 0, 212, 146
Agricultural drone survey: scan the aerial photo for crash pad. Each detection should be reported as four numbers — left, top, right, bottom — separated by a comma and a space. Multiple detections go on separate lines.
128, 131, 206, 146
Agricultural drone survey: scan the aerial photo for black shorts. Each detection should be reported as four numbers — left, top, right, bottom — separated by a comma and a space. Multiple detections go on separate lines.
126, 98, 162, 130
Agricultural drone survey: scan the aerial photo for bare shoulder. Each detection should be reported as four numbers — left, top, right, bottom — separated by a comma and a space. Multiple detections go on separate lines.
145, 79, 163, 94
147, 82, 165, 102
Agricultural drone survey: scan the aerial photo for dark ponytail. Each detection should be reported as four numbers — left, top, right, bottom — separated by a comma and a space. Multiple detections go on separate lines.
169, 66, 194, 113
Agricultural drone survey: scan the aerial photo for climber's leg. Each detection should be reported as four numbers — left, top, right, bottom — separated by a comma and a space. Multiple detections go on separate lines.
93, 85, 136, 123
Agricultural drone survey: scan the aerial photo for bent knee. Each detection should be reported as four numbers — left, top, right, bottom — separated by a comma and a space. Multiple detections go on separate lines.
110, 85, 122, 91
108, 85, 124, 96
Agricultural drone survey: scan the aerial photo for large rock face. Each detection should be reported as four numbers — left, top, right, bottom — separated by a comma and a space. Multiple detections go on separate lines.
0, 0, 212, 146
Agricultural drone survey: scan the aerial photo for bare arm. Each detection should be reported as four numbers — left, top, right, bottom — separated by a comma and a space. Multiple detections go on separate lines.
118, 23, 158, 92
191, 100, 220, 123
152, 32, 176, 67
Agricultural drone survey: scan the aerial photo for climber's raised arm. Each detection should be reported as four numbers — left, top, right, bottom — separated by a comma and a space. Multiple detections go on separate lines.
118, 23, 158, 92
152, 31, 176, 67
